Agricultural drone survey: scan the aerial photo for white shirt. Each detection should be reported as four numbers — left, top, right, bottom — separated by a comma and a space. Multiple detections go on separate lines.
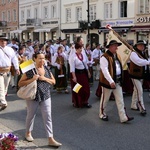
92, 48, 102, 59
100, 56, 114, 84
85, 49, 94, 67
130, 51, 150, 66
62, 45, 70, 60
0, 46, 19, 69
49, 45, 55, 56
69, 53, 88, 72
25, 46, 34, 60
7, 43, 19, 50
52, 52, 67, 69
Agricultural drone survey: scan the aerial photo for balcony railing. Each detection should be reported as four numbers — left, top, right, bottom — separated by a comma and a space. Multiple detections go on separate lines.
26, 18, 41, 26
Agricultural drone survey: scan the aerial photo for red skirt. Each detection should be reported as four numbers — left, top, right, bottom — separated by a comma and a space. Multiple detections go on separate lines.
70, 71, 90, 107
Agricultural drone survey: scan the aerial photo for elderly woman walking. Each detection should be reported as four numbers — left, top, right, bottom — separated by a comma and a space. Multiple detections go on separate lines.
18, 52, 62, 147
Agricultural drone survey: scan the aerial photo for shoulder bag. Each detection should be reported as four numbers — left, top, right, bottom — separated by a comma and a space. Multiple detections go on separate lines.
17, 80, 37, 100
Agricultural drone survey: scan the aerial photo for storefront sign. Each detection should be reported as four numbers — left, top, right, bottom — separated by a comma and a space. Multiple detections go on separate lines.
136, 16, 150, 23
102, 19, 134, 27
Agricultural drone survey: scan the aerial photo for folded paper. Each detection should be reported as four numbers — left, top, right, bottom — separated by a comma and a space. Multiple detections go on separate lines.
73, 83, 82, 93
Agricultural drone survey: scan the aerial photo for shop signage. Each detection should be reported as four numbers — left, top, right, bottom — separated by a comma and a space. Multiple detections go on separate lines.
102, 19, 134, 27
136, 16, 150, 23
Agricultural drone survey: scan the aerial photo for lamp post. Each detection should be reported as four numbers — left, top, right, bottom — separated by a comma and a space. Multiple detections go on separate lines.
87, 0, 90, 43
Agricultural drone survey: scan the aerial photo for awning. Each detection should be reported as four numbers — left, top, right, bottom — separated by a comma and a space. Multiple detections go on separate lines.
34, 26, 58, 32
131, 25, 150, 32
61, 28, 84, 33
99, 26, 132, 33
10, 29, 25, 34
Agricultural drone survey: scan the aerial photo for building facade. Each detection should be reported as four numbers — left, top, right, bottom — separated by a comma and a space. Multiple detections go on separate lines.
60, 0, 138, 47
18, 0, 60, 43
61, 0, 101, 48
99, 0, 136, 45
132, 0, 150, 43
0, 0, 150, 45
0, 0, 19, 39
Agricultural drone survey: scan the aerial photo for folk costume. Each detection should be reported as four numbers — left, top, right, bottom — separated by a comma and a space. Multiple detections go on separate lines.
99, 40, 134, 123
92, 45, 102, 80
129, 40, 150, 116
69, 52, 91, 108
85, 49, 94, 85
0, 36, 19, 110
53, 52, 68, 92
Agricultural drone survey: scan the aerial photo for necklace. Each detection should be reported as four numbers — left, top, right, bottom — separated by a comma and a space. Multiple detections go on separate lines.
76, 53, 83, 61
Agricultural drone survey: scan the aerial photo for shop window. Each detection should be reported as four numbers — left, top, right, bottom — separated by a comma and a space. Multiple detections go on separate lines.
65, 34, 70, 45
52, 31, 56, 41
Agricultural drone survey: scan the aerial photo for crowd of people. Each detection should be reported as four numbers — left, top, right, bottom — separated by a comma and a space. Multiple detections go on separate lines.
0, 34, 150, 147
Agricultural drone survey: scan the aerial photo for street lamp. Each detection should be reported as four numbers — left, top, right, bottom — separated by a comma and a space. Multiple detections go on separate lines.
87, 0, 90, 43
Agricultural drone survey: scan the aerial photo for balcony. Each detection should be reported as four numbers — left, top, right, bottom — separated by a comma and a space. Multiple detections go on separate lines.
0, 21, 7, 27
26, 18, 41, 26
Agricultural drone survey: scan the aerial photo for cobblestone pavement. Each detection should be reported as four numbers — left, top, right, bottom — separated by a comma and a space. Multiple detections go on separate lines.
0, 122, 42, 150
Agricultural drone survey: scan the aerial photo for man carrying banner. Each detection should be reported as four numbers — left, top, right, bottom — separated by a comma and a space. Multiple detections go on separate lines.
99, 40, 134, 123
129, 40, 150, 116
0, 35, 20, 110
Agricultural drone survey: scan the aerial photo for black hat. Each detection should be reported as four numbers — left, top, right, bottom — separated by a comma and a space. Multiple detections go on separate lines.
106, 40, 122, 48
26, 40, 31, 43
134, 40, 147, 46
96, 43, 101, 47
0, 35, 9, 41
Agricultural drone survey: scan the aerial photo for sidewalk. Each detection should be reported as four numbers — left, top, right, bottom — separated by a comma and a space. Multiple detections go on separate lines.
0, 122, 42, 150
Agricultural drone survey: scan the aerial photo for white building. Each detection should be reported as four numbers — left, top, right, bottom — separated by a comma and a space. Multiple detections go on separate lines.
61, 0, 101, 48
18, 0, 60, 43
60, 0, 136, 47
132, 0, 150, 43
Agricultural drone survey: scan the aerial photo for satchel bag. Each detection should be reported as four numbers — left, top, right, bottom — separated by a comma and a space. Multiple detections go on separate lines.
17, 80, 37, 100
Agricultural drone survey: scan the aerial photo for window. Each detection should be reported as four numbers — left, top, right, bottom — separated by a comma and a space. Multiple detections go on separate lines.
8, 0, 11, 2
34, 8, 38, 19
104, 2, 112, 19
2, 12, 5, 21
76, 7, 82, 21
27, 9, 31, 19
66, 8, 71, 22
139, 0, 150, 14
7, 11, 11, 22
2, 0, 5, 5
120, 0, 127, 17
51, 5, 56, 18
89, 5, 96, 21
21, 10, 25, 22
13, 9, 16, 21
44, 7, 48, 18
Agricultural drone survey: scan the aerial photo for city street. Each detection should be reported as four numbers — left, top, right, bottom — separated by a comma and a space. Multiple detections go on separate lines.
1, 81, 150, 150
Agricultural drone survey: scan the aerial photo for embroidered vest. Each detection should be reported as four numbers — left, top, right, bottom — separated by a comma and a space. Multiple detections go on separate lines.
129, 48, 149, 79
99, 51, 123, 89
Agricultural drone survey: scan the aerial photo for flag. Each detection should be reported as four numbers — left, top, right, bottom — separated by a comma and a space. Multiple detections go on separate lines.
107, 30, 132, 70
73, 83, 82, 93
20, 59, 35, 73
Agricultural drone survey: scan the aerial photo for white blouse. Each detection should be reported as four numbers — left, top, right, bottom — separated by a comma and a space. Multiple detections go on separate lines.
69, 53, 88, 73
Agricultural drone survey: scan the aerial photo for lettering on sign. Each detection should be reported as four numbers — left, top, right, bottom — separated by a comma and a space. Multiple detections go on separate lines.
136, 16, 150, 23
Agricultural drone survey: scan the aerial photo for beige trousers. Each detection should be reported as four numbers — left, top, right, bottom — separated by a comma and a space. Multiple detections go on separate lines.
131, 79, 145, 111
99, 83, 128, 123
0, 72, 11, 105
